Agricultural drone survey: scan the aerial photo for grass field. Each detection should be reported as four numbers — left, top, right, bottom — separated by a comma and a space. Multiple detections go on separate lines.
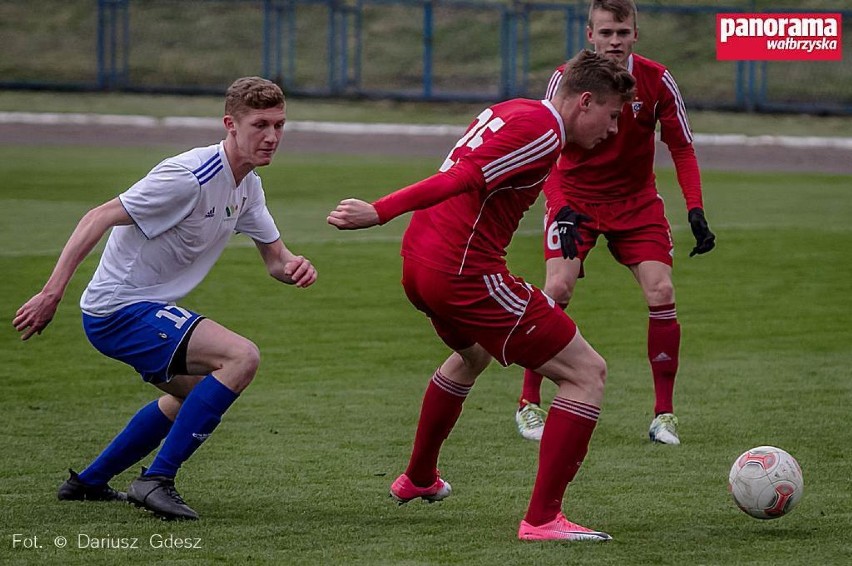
2, 145, 851, 565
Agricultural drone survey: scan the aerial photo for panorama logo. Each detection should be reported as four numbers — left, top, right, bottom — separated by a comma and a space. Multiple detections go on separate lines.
716, 13, 843, 61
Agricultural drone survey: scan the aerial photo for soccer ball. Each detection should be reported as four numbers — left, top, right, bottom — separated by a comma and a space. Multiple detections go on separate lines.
728, 446, 804, 519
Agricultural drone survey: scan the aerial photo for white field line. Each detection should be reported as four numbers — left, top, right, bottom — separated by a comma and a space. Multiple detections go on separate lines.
1, 111, 852, 149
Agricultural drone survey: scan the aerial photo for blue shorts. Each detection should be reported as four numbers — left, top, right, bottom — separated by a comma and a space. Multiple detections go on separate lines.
83, 302, 204, 384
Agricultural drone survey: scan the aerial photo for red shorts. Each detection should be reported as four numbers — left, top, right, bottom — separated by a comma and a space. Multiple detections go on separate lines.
543, 192, 674, 268
402, 258, 577, 368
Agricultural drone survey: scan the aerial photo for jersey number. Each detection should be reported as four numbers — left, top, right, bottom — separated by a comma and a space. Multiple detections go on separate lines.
440, 108, 506, 172
155, 305, 193, 330
545, 220, 562, 252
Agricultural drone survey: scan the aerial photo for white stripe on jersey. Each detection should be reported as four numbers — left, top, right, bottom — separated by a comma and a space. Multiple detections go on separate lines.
481, 130, 559, 184
545, 70, 563, 100
661, 71, 693, 144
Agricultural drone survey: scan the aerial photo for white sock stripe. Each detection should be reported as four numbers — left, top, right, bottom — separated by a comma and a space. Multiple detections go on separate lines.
551, 397, 600, 421
649, 308, 677, 319
432, 371, 471, 398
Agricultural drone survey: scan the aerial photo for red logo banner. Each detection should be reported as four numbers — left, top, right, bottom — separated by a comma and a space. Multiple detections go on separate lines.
716, 13, 842, 61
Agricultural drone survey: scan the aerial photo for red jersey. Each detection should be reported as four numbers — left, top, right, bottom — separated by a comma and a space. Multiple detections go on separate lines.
545, 53, 702, 209
399, 99, 566, 276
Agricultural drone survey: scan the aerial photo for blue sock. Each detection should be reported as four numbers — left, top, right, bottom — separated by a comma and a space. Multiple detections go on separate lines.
145, 375, 238, 478
78, 400, 173, 486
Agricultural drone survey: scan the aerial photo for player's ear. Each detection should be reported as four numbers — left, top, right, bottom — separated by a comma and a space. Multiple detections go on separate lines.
586, 25, 593, 42
579, 91, 593, 111
223, 115, 236, 134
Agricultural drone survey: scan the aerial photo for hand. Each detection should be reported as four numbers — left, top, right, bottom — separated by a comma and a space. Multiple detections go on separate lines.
688, 207, 716, 257
13, 292, 60, 340
283, 256, 317, 288
554, 205, 591, 260
327, 199, 380, 230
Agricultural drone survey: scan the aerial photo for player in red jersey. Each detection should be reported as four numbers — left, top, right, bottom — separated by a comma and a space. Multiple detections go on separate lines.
328, 50, 635, 542
514, 0, 716, 446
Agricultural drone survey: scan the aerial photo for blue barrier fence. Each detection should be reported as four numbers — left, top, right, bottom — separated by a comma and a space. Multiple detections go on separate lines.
3, 0, 850, 114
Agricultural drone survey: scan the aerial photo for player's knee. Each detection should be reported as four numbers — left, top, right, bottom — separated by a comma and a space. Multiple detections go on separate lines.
576, 350, 607, 399
544, 277, 573, 305
158, 394, 182, 421
239, 340, 261, 377
467, 351, 491, 375
457, 347, 491, 376
588, 352, 607, 394
646, 280, 675, 305
225, 338, 261, 384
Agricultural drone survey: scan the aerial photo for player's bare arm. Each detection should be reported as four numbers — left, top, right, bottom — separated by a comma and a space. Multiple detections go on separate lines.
327, 198, 379, 230
13, 198, 132, 340
254, 239, 317, 288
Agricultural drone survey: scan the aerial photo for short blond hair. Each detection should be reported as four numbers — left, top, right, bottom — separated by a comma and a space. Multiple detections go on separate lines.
225, 77, 285, 118
588, 0, 638, 30
555, 50, 636, 104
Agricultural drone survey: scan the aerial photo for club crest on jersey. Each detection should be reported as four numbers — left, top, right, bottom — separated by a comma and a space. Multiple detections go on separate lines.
631, 100, 643, 117
225, 197, 247, 220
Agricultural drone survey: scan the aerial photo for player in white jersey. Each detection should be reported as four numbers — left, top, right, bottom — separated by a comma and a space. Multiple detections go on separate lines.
13, 77, 316, 520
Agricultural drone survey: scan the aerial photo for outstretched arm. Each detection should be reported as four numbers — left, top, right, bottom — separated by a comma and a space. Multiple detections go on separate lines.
327, 160, 484, 230
254, 239, 317, 288
13, 198, 132, 340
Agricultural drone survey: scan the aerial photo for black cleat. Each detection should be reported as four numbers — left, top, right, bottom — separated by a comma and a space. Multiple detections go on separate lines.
127, 468, 199, 521
57, 469, 127, 502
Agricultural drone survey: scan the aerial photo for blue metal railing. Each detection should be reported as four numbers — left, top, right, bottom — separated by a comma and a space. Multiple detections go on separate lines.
1, 0, 848, 114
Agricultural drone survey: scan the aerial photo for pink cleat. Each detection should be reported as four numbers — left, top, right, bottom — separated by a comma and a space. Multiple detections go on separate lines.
518, 513, 612, 542
390, 473, 452, 504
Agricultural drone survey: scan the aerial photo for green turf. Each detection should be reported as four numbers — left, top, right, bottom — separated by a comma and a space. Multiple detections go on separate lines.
2, 146, 851, 565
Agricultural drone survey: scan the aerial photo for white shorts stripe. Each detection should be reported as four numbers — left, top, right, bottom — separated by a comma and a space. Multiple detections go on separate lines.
492, 273, 528, 312
482, 274, 529, 317
484, 274, 524, 316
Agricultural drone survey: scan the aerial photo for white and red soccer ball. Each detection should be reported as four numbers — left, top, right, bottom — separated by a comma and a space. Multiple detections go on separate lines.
728, 446, 804, 519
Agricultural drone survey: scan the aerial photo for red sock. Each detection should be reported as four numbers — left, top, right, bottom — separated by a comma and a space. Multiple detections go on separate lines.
524, 397, 599, 526
520, 369, 545, 406
519, 302, 567, 408
405, 369, 471, 487
648, 303, 680, 415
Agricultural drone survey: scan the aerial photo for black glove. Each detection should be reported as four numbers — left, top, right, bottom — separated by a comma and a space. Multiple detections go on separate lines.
688, 207, 716, 257
555, 205, 591, 260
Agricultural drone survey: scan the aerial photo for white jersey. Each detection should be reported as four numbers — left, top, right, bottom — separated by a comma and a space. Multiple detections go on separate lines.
81, 142, 280, 316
